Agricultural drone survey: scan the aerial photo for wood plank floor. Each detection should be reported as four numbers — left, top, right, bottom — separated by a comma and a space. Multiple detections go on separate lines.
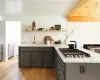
0, 56, 56, 80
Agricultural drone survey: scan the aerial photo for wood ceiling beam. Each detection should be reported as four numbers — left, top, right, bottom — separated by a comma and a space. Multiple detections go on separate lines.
67, 16, 100, 22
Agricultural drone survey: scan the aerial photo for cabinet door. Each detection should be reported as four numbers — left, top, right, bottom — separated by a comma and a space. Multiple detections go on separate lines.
0, 52, 3, 61
66, 64, 83, 80
54, 49, 57, 68
31, 52, 41, 67
56, 62, 65, 80
66, 63, 100, 80
20, 52, 31, 67
42, 52, 53, 67
57, 71, 65, 80
83, 64, 100, 80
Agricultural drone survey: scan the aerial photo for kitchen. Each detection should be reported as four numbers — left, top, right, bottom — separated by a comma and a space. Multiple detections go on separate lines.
0, 0, 100, 80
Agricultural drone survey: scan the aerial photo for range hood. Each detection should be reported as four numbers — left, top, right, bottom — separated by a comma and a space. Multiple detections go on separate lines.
66, 0, 100, 22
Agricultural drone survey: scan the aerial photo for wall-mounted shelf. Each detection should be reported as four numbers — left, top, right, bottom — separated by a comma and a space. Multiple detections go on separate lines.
22, 30, 66, 32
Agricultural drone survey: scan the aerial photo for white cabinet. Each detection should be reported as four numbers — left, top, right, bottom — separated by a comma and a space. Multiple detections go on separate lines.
66, 63, 100, 80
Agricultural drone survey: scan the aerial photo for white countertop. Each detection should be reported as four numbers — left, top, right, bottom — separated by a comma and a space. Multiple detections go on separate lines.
18, 44, 100, 63
18, 44, 67, 47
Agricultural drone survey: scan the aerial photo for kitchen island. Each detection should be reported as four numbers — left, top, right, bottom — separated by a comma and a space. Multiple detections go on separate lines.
18, 44, 100, 80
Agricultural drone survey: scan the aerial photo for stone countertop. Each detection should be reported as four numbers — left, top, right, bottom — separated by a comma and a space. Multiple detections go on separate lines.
18, 44, 67, 47
18, 44, 100, 63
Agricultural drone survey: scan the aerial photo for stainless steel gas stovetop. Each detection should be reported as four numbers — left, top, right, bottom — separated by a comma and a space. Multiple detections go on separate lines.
59, 48, 90, 58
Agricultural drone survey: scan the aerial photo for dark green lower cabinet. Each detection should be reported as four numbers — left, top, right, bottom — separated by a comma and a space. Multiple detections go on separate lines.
42, 52, 53, 67
54, 49, 57, 68
55, 49, 65, 80
20, 52, 31, 67
31, 52, 41, 67
0, 44, 3, 61
19, 47, 54, 68
57, 71, 65, 80
0, 52, 3, 61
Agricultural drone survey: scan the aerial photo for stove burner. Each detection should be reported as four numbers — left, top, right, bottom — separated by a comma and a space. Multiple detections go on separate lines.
59, 48, 90, 58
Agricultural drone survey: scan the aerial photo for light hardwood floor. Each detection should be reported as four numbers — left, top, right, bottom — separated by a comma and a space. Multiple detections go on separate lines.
0, 56, 56, 80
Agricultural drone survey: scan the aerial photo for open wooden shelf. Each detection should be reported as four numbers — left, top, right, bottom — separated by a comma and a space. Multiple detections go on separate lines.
22, 30, 66, 32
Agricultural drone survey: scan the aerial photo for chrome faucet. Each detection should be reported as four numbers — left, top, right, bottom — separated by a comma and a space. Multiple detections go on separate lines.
33, 36, 36, 44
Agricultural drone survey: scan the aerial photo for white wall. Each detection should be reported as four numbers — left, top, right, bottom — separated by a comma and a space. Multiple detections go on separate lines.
0, 17, 6, 61
67, 22, 100, 48
21, 16, 66, 28
0, 16, 3, 43
0, 21, 3, 43
0, 16, 2, 21
0, 16, 4, 44
21, 16, 67, 44
22, 32, 66, 44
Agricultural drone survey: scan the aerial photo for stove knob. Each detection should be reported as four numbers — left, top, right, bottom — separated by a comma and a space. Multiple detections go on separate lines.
87, 54, 90, 57
73, 55, 76, 58
77, 54, 80, 58
82, 54, 85, 58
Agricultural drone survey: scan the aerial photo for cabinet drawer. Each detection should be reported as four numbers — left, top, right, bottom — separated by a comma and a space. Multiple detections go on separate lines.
43, 47, 54, 51
21, 47, 42, 51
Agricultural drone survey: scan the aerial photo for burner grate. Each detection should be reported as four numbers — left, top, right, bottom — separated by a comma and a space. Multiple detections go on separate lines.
59, 48, 90, 58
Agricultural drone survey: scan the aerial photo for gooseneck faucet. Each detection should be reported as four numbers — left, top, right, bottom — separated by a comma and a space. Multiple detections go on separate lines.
70, 41, 77, 48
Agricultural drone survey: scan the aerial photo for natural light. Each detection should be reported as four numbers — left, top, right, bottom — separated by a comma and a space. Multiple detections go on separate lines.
5, 21, 21, 60
4, 1, 22, 14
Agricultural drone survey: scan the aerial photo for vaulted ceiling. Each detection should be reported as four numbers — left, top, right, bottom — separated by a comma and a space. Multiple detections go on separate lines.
66, 0, 100, 17
0, 0, 79, 16
66, 0, 100, 22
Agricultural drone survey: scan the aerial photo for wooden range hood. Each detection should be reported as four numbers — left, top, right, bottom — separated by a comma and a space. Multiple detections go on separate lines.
66, 0, 100, 22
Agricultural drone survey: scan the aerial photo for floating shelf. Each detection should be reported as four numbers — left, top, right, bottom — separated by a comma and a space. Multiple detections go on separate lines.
22, 30, 66, 32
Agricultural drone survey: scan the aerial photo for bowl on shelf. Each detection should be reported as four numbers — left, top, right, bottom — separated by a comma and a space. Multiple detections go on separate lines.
38, 28, 44, 31
55, 25, 61, 30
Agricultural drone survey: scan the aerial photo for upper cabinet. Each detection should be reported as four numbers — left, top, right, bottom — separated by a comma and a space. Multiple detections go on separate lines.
66, 0, 100, 22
